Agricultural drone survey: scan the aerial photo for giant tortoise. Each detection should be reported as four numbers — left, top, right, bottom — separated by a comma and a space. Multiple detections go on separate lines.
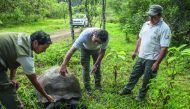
36, 66, 83, 109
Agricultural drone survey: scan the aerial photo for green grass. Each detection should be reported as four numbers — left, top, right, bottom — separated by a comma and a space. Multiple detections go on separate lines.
106, 23, 137, 51
0, 19, 69, 33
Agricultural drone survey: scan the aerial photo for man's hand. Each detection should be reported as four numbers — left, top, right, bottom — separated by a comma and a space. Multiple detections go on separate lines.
27, 74, 55, 103
91, 64, 98, 74
60, 65, 68, 76
132, 38, 141, 60
131, 52, 137, 60
11, 79, 17, 87
60, 47, 77, 76
151, 47, 168, 72
46, 94, 55, 103
10, 68, 18, 88
151, 62, 159, 72
11, 79, 19, 88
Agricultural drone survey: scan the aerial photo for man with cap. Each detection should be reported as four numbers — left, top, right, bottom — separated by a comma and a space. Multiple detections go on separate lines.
119, 5, 171, 101
60, 28, 109, 94
0, 31, 55, 108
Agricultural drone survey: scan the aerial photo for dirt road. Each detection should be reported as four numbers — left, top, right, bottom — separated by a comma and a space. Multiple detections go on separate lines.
50, 28, 81, 42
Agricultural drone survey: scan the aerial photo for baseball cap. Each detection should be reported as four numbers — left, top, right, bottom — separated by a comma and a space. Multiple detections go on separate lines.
147, 5, 163, 16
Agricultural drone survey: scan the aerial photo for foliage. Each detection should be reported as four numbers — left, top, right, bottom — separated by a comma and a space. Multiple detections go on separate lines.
1, 0, 189, 44
0, 0, 68, 26
34, 40, 70, 66
149, 44, 190, 108
18, 39, 190, 108
17, 74, 41, 108
107, 0, 147, 34
0, 16, 189, 108
70, 0, 103, 27
105, 49, 130, 84
107, 0, 190, 45
47, 2, 68, 19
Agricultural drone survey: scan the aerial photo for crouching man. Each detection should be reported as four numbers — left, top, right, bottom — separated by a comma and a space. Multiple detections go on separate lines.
0, 31, 54, 109
60, 28, 109, 94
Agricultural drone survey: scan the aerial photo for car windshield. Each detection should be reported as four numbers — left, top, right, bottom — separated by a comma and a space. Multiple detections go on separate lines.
73, 14, 86, 19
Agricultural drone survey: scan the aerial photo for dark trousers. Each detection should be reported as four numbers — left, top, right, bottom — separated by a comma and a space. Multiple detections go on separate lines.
80, 48, 101, 90
124, 58, 157, 98
0, 66, 23, 109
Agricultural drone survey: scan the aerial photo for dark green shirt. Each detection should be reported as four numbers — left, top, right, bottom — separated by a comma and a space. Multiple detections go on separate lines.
0, 32, 32, 69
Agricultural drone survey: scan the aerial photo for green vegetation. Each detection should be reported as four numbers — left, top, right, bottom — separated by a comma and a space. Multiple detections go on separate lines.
0, 0, 190, 108
0, 0, 68, 25
107, 0, 190, 45
1, 21, 188, 108
0, 19, 69, 33
1, 0, 189, 45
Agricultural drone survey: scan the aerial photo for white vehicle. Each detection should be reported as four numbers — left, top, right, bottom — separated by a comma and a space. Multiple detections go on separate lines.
72, 14, 88, 27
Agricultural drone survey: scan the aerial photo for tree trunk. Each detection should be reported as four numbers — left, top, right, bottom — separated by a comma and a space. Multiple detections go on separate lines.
85, 0, 91, 27
67, 0, 74, 42
102, 0, 106, 29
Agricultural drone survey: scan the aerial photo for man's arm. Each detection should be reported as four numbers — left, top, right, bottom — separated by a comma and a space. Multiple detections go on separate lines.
60, 47, 77, 75
10, 68, 17, 86
16, 57, 54, 102
151, 47, 168, 71
10, 68, 16, 80
26, 74, 54, 102
132, 38, 141, 60
152, 25, 171, 72
95, 49, 106, 66
91, 49, 106, 73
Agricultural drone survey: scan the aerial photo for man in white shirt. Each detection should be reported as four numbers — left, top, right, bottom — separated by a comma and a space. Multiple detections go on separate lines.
119, 5, 171, 101
60, 28, 109, 94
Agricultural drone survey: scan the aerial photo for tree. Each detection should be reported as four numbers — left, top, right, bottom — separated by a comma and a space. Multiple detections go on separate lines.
101, 0, 106, 29
83, 0, 101, 27
0, 0, 67, 25
108, 0, 190, 45
84, 0, 90, 27
67, 0, 75, 42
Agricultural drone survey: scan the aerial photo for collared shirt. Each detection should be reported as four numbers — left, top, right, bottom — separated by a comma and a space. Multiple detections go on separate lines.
138, 19, 171, 60
72, 28, 109, 50
16, 57, 35, 75
16, 37, 35, 75
0, 33, 35, 75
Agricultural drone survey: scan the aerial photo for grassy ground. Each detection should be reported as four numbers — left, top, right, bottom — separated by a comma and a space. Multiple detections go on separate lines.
0, 19, 189, 109
0, 19, 69, 33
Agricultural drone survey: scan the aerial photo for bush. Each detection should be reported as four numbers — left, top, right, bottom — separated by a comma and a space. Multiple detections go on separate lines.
47, 2, 68, 19
108, 0, 190, 45
0, 0, 68, 26
149, 44, 190, 108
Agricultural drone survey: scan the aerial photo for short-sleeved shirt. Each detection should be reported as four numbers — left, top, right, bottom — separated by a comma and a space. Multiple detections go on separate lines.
138, 19, 171, 60
0, 33, 35, 75
0, 55, 35, 75
16, 57, 35, 75
72, 28, 109, 50
16, 36, 35, 75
